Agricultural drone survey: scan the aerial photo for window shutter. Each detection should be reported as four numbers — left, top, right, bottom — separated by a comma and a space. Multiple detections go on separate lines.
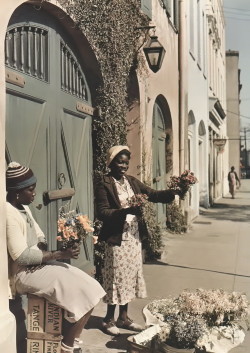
162, 0, 172, 17
173, 0, 179, 29
141, 0, 152, 19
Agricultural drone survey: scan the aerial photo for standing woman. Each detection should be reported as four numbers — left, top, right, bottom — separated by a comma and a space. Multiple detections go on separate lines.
95, 146, 177, 335
6, 162, 106, 353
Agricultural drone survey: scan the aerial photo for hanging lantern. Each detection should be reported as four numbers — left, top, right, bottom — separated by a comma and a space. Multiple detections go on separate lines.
143, 35, 166, 73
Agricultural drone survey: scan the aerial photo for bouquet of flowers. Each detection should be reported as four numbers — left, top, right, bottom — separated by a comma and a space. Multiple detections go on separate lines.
57, 206, 98, 250
143, 289, 249, 352
127, 193, 149, 207
167, 170, 198, 200
127, 193, 149, 221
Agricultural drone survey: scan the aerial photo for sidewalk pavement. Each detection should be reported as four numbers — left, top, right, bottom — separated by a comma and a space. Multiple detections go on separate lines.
80, 180, 250, 353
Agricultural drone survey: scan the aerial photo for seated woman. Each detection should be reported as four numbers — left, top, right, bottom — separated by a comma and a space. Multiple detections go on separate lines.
6, 162, 106, 353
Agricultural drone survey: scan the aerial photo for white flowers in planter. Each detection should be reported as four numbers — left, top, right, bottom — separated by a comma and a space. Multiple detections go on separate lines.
197, 325, 245, 353
142, 289, 250, 352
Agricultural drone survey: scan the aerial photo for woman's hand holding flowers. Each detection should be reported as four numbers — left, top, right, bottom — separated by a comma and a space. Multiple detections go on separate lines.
59, 245, 80, 259
167, 170, 198, 200
37, 241, 48, 251
126, 205, 142, 216
41, 245, 80, 263
57, 206, 95, 250
126, 194, 148, 217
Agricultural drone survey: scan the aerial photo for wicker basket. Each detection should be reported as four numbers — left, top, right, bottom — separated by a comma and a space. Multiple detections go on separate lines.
127, 336, 153, 353
160, 343, 195, 353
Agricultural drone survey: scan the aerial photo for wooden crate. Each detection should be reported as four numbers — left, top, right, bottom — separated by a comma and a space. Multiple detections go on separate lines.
27, 339, 44, 353
45, 300, 62, 334
44, 340, 61, 353
27, 295, 62, 353
27, 339, 61, 353
27, 295, 45, 333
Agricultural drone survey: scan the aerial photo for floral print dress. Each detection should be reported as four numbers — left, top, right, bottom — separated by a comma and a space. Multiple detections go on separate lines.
102, 176, 147, 305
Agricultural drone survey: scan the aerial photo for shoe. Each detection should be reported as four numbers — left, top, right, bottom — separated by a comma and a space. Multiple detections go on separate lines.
74, 338, 83, 348
61, 341, 74, 352
74, 339, 83, 344
102, 320, 120, 336
116, 317, 143, 332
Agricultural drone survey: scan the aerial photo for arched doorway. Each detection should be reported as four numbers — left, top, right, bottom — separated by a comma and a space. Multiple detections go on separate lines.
152, 96, 173, 226
188, 110, 196, 208
198, 120, 206, 206
5, 3, 96, 273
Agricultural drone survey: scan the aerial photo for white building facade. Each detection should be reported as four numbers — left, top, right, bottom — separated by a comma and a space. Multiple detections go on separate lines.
226, 50, 241, 178
127, 0, 180, 226
184, 0, 228, 216
187, 0, 210, 219
206, 0, 228, 203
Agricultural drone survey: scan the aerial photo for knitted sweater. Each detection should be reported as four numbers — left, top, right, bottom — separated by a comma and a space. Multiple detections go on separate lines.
6, 202, 45, 298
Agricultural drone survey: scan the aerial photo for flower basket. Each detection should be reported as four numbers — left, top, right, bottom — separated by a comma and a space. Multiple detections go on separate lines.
160, 343, 195, 353
127, 325, 161, 353
127, 336, 152, 353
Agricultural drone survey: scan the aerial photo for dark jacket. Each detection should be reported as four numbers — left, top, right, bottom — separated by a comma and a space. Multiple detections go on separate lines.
94, 174, 175, 245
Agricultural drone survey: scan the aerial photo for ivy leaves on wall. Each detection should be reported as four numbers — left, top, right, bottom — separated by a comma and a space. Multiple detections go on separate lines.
59, 0, 149, 173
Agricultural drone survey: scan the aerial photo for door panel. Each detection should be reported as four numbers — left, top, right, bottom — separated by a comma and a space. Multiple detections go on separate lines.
5, 90, 50, 232
58, 110, 94, 270
5, 4, 94, 272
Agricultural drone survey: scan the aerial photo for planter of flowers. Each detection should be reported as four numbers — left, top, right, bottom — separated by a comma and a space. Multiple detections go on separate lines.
142, 289, 249, 353
158, 313, 207, 353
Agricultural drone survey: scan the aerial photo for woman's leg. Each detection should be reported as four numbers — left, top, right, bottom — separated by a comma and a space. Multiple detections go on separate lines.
118, 303, 128, 321
62, 308, 93, 349
102, 304, 120, 335
117, 303, 143, 332
103, 304, 116, 322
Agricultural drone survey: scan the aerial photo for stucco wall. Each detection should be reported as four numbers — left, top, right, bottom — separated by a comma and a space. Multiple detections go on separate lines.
0, 2, 25, 352
129, 0, 179, 184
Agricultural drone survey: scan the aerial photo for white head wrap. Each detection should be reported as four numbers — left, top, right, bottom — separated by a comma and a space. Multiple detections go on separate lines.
106, 145, 130, 167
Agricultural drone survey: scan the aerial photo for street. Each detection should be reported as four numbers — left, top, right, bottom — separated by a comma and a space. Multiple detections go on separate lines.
82, 179, 250, 353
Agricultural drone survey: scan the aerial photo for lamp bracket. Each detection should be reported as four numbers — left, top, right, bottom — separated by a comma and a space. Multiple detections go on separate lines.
135, 25, 156, 30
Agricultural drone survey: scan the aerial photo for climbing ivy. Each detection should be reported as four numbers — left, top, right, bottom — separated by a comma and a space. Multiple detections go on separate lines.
58, 0, 149, 173
166, 201, 188, 233
142, 200, 163, 261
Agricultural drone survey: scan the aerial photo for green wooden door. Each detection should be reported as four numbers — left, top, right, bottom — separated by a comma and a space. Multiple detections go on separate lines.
152, 102, 167, 227
5, 4, 94, 273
